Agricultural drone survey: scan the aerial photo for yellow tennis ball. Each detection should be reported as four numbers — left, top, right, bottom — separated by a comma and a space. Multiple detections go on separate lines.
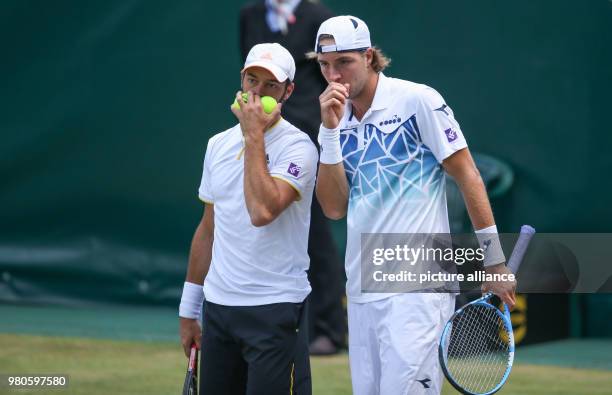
231, 93, 249, 110
230, 94, 277, 114
260, 96, 278, 114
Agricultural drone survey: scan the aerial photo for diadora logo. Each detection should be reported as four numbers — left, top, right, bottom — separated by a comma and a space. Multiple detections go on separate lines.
378, 115, 402, 127
434, 104, 450, 116
416, 378, 431, 389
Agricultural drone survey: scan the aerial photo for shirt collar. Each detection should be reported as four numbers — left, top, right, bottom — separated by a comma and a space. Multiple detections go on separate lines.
344, 73, 390, 123
235, 118, 285, 160
264, 117, 284, 139
237, 117, 285, 139
369, 72, 391, 112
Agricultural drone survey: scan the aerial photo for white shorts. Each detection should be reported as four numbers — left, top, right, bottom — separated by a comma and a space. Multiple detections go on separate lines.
347, 293, 455, 395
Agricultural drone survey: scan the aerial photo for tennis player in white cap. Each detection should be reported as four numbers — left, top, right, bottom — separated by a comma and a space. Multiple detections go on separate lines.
312, 15, 516, 395
179, 42, 318, 395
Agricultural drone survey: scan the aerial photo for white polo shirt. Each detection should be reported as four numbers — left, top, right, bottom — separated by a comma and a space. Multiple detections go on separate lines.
198, 119, 318, 306
338, 73, 468, 303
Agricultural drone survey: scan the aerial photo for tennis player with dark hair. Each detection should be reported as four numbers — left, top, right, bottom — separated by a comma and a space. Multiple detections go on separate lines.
178, 43, 318, 394
313, 15, 517, 395
239, 0, 346, 356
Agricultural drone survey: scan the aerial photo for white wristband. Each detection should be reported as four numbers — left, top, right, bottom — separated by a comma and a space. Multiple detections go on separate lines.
475, 225, 506, 267
318, 124, 343, 164
179, 281, 204, 319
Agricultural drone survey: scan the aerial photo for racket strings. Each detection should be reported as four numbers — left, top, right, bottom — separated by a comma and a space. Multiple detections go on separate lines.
445, 304, 511, 393
455, 308, 508, 391
461, 307, 508, 389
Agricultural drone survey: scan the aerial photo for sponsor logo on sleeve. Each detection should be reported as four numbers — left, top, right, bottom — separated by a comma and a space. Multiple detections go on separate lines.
444, 128, 458, 143
287, 162, 301, 177
434, 104, 450, 116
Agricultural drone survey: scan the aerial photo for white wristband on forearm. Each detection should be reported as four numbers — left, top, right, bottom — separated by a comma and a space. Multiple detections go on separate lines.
475, 225, 506, 267
179, 281, 204, 319
318, 124, 343, 164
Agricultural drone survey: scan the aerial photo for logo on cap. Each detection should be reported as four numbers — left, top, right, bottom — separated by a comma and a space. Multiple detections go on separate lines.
287, 162, 301, 177
444, 128, 458, 143
243, 43, 296, 82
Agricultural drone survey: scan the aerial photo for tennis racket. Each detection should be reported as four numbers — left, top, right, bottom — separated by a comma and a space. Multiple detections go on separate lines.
439, 225, 535, 395
182, 343, 198, 395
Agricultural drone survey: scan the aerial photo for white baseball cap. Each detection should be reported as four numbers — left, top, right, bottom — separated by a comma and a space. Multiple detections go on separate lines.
242, 43, 296, 82
314, 15, 371, 53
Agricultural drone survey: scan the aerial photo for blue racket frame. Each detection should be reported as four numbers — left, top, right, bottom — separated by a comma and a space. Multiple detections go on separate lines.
439, 225, 534, 394
438, 292, 515, 395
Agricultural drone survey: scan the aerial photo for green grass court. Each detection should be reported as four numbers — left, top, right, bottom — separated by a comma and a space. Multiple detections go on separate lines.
1, 334, 611, 395
0, 305, 610, 394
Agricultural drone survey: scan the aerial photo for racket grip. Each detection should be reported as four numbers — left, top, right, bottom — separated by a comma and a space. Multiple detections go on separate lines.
189, 343, 198, 371
506, 225, 536, 274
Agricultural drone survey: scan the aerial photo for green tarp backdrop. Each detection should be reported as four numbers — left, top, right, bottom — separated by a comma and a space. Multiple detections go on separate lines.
1, 1, 610, 320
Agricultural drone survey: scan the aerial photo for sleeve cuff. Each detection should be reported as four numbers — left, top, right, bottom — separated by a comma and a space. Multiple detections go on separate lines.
271, 175, 303, 201
438, 141, 468, 163
198, 194, 213, 204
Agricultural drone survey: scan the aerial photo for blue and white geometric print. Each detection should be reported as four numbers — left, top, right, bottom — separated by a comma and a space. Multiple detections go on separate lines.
340, 114, 442, 214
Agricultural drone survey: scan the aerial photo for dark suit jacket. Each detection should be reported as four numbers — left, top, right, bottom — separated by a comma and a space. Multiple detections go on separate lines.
240, 0, 334, 141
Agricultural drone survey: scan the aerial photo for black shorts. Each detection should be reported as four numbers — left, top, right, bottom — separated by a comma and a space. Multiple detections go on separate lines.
199, 300, 311, 395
